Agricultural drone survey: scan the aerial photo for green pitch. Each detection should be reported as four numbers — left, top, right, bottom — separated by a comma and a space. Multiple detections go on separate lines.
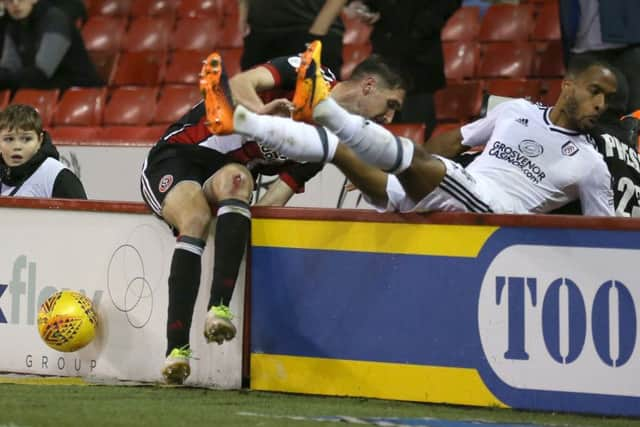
0, 383, 639, 427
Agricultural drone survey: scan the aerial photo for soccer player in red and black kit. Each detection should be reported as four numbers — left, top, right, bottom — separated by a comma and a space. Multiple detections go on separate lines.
140, 49, 409, 384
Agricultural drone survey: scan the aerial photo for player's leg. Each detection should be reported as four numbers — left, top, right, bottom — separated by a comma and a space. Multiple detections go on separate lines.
141, 159, 212, 384
201, 163, 254, 344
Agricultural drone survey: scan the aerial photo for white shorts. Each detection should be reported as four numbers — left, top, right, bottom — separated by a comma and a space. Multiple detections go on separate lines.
375, 156, 504, 214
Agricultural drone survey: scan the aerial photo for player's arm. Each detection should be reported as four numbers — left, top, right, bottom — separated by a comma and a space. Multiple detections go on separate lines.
229, 66, 277, 112
255, 179, 296, 206
578, 160, 615, 216
309, 0, 349, 36
256, 161, 325, 206
424, 128, 466, 158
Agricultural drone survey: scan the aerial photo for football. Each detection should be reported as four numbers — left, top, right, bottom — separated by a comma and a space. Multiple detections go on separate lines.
37, 290, 98, 352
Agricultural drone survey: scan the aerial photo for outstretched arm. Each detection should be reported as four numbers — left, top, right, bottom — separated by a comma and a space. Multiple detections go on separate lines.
423, 128, 466, 158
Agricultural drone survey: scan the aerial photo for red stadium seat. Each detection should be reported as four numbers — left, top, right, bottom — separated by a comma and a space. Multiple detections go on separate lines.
485, 78, 542, 100
385, 123, 426, 145
218, 48, 243, 77
96, 125, 164, 141
342, 11, 372, 45
171, 17, 219, 52
53, 87, 107, 127
216, 19, 244, 48
88, 0, 132, 17
478, 4, 535, 42
341, 43, 372, 80
164, 50, 207, 85
540, 78, 562, 105
49, 127, 101, 142
103, 86, 159, 126
123, 16, 171, 52
89, 51, 119, 84
111, 51, 167, 86
177, 0, 221, 18
533, 40, 565, 77
130, 0, 178, 19
434, 82, 483, 122
477, 42, 536, 78
441, 6, 481, 41
532, 2, 561, 41
153, 85, 202, 125
81, 16, 126, 53
11, 89, 60, 127
0, 89, 10, 110
443, 41, 478, 81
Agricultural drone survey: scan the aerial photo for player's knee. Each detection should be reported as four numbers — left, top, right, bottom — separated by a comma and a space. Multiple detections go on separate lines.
209, 164, 254, 202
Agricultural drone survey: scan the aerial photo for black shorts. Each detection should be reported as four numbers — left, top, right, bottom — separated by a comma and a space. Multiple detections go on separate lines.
140, 146, 232, 216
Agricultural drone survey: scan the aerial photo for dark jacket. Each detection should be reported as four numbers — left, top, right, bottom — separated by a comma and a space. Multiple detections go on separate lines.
364, 0, 461, 93
0, 0, 102, 90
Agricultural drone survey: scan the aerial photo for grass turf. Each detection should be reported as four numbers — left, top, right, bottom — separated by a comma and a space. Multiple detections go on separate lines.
1, 384, 640, 427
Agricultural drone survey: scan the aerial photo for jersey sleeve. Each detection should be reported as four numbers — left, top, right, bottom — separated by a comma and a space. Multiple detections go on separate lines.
259, 56, 300, 92
460, 100, 517, 148
278, 161, 325, 193
52, 169, 87, 199
578, 157, 615, 216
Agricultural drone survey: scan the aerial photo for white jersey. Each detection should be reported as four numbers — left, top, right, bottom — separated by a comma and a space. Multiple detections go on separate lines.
461, 99, 614, 215
0, 157, 65, 197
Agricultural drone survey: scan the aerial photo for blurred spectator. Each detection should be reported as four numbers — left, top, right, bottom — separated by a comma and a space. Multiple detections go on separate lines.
0, 104, 87, 198
560, 0, 640, 111
462, 0, 520, 16
52, 0, 88, 25
0, 0, 102, 91
239, 0, 347, 74
353, 0, 461, 139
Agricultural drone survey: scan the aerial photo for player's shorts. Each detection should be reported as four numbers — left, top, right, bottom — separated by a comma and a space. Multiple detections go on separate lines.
140, 146, 232, 217
375, 156, 504, 214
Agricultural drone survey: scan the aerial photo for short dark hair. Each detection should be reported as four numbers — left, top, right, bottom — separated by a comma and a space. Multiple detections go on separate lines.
566, 54, 614, 79
0, 104, 43, 134
349, 54, 412, 92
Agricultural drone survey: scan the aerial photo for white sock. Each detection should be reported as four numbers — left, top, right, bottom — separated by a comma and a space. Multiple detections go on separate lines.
312, 97, 414, 173
233, 105, 338, 162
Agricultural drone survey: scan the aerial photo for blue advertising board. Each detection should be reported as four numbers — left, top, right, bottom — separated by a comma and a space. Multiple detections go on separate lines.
249, 213, 640, 416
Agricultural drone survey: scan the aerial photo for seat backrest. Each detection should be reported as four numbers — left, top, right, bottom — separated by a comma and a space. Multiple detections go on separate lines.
442, 40, 478, 81
164, 50, 207, 85
130, 0, 178, 19
384, 123, 426, 145
53, 87, 107, 127
477, 41, 535, 78
533, 40, 565, 77
434, 82, 483, 122
11, 89, 60, 127
479, 3, 535, 42
485, 78, 542, 101
0, 89, 11, 111
441, 6, 481, 41
532, 2, 561, 40
103, 86, 159, 126
111, 51, 167, 86
82, 16, 127, 53
340, 43, 372, 80
153, 85, 202, 125
88, 0, 132, 17
89, 51, 120, 85
177, 0, 221, 18
171, 17, 219, 51
123, 16, 171, 52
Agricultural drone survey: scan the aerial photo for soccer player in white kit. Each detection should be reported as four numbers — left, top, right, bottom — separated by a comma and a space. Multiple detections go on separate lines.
229, 42, 618, 216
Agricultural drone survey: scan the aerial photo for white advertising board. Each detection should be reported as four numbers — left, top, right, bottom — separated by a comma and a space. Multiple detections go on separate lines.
57, 143, 372, 209
0, 205, 244, 388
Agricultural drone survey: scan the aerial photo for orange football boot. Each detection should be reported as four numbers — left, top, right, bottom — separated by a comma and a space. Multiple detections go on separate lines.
199, 52, 234, 134
291, 40, 330, 123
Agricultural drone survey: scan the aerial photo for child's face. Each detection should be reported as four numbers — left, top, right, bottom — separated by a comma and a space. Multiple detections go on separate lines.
0, 128, 43, 167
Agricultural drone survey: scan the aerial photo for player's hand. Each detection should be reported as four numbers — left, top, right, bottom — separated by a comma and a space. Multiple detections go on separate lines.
258, 98, 294, 117
344, 181, 357, 192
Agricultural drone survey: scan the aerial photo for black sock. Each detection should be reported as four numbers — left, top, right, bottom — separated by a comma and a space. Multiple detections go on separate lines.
209, 199, 251, 308
166, 235, 206, 356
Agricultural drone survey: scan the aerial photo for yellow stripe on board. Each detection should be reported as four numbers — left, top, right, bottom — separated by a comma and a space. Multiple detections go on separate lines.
252, 219, 498, 257
251, 353, 507, 408
0, 375, 89, 386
